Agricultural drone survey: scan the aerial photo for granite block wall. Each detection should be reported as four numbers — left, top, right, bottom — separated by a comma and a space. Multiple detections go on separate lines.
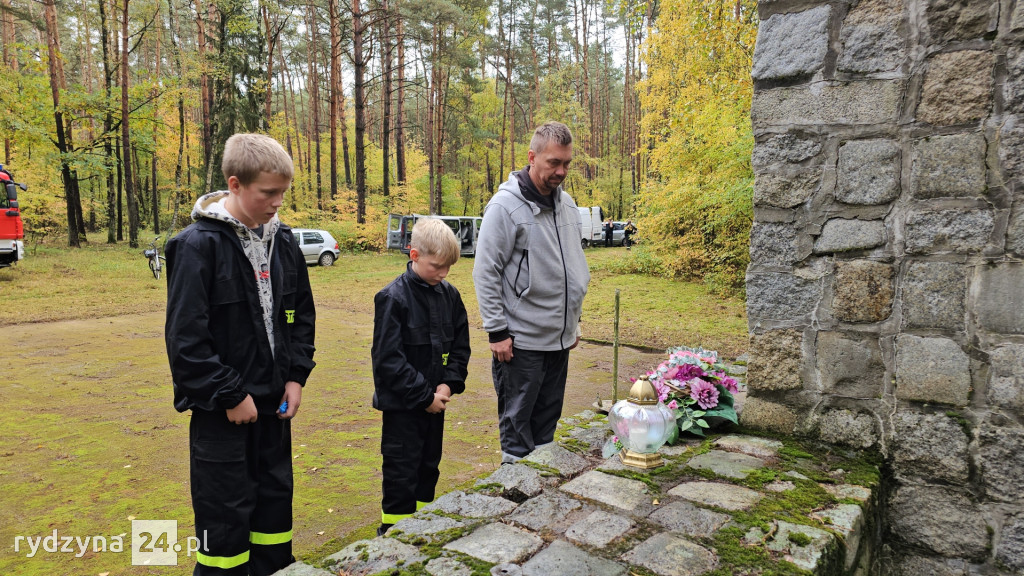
745, 0, 1024, 571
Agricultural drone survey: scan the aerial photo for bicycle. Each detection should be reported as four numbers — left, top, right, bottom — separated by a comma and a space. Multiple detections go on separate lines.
143, 237, 166, 280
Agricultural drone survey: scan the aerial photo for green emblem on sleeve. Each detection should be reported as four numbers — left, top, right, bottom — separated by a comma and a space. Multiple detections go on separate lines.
285, 309, 295, 324
442, 352, 449, 366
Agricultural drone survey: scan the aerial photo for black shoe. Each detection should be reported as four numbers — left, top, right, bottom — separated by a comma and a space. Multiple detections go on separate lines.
377, 523, 393, 537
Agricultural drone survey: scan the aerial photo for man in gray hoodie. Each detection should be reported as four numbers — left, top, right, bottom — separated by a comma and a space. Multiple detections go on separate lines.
473, 121, 591, 463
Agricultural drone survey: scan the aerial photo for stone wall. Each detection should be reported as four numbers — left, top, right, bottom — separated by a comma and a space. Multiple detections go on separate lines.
745, 0, 1024, 571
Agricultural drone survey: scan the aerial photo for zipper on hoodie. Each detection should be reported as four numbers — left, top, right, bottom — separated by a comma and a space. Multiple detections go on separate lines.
553, 199, 570, 348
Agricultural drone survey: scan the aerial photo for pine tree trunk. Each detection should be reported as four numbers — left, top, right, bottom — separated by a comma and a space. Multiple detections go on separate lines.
328, 0, 339, 201
394, 14, 405, 185
43, 0, 82, 247
122, 0, 139, 247
381, 0, 392, 197
352, 0, 367, 223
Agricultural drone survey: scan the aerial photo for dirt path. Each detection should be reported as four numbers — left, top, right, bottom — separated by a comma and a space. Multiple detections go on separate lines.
0, 308, 666, 574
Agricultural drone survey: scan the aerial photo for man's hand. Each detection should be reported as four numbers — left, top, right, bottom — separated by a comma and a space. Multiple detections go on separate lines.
490, 338, 514, 363
227, 395, 258, 425
568, 336, 580, 350
426, 392, 449, 414
436, 383, 452, 403
278, 381, 303, 419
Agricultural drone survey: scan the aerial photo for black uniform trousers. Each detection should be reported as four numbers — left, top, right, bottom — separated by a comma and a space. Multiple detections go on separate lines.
189, 408, 293, 576
380, 410, 444, 524
492, 347, 570, 459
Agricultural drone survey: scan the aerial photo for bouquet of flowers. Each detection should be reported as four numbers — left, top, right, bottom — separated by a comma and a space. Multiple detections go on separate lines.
644, 345, 741, 440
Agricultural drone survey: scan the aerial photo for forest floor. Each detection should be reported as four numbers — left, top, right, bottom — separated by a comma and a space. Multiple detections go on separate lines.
0, 242, 747, 575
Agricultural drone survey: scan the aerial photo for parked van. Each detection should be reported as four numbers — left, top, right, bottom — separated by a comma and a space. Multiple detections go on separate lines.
386, 214, 483, 257
577, 206, 604, 248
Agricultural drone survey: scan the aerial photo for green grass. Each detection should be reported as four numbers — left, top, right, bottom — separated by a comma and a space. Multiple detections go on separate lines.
0, 241, 747, 574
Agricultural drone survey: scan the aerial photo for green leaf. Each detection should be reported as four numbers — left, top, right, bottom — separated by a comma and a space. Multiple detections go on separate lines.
696, 419, 710, 428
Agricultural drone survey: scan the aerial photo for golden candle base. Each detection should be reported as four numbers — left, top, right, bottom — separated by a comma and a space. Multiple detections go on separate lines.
619, 449, 664, 469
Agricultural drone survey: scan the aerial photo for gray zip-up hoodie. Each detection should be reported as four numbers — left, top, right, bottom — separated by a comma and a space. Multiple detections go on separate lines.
473, 171, 590, 351
192, 190, 280, 355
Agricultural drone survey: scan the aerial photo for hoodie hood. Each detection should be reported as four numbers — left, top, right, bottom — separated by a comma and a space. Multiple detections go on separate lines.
191, 190, 281, 355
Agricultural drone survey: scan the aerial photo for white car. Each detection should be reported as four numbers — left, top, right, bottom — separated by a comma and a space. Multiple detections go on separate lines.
291, 228, 341, 266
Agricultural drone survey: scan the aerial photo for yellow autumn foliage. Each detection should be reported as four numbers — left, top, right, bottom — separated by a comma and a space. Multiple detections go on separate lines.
636, 0, 757, 295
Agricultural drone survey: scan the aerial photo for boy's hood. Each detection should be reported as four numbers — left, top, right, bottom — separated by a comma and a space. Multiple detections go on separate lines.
191, 190, 281, 237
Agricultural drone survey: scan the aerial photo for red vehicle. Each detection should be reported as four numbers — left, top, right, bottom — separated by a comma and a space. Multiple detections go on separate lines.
0, 167, 26, 268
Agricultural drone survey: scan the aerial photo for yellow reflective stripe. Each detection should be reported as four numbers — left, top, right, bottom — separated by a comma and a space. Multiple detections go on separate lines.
381, 511, 413, 524
250, 530, 293, 545
416, 501, 432, 511
196, 549, 249, 569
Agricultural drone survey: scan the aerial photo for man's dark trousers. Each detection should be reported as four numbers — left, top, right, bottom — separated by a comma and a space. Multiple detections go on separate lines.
492, 347, 570, 459
189, 409, 294, 576
380, 410, 444, 523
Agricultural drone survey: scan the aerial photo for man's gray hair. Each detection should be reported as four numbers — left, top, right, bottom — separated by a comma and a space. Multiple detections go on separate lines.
529, 122, 573, 153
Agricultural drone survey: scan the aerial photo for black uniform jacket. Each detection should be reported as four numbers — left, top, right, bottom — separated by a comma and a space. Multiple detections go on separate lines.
165, 218, 316, 413
371, 262, 470, 412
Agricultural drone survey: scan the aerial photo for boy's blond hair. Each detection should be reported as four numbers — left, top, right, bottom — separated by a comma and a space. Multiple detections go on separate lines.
221, 133, 294, 185
411, 218, 461, 266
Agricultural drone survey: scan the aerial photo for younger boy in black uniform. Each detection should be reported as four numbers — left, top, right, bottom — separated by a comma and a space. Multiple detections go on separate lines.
371, 218, 470, 535
165, 133, 316, 575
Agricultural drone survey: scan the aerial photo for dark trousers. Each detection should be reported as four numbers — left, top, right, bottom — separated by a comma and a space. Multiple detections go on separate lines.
189, 409, 293, 576
380, 410, 444, 524
492, 347, 570, 459
604, 233, 613, 247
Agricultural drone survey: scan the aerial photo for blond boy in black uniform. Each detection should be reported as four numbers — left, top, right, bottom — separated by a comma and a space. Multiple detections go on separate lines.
371, 218, 471, 535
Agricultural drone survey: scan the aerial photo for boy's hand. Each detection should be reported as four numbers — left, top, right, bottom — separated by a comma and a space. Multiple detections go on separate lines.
436, 384, 452, 403
426, 392, 449, 414
278, 381, 302, 420
227, 395, 258, 424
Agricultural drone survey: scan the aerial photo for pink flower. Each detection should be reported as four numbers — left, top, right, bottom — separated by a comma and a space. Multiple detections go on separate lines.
675, 364, 705, 381
651, 377, 670, 402
689, 378, 720, 410
612, 435, 619, 443
667, 399, 679, 410
712, 371, 740, 393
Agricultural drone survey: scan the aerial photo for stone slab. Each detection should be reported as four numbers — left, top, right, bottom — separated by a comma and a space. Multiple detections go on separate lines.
904, 209, 994, 254
817, 332, 886, 398
895, 335, 971, 406
621, 533, 718, 576
506, 491, 584, 532
752, 80, 903, 128
752, 6, 831, 80
812, 408, 879, 449
564, 510, 635, 548
765, 480, 796, 492
754, 170, 821, 208
325, 538, 428, 576
823, 484, 872, 502
746, 273, 821, 321
910, 133, 987, 199
424, 491, 519, 518
476, 464, 543, 501
901, 261, 966, 331
524, 444, 590, 477
813, 219, 886, 254
739, 397, 799, 435
686, 450, 767, 479
752, 133, 823, 169
836, 139, 901, 205
917, 51, 994, 126
748, 329, 803, 391
667, 481, 763, 511
567, 425, 611, 453
989, 344, 1024, 413
838, 0, 906, 73
426, 556, 474, 576
892, 412, 970, 484
924, 0, 997, 42
272, 562, 335, 576
996, 514, 1024, 571
560, 471, 651, 512
391, 514, 468, 543
978, 425, 1024, 503
832, 261, 895, 323
444, 522, 544, 565
974, 263, 1024, 334
750, 222, 802, 266
887, 486, 989, 559
766, 521, 835, 572
714, 434, 783, 459
811, 504, 865, 570
647, 501, 731, 538
522, 540, 628, 576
